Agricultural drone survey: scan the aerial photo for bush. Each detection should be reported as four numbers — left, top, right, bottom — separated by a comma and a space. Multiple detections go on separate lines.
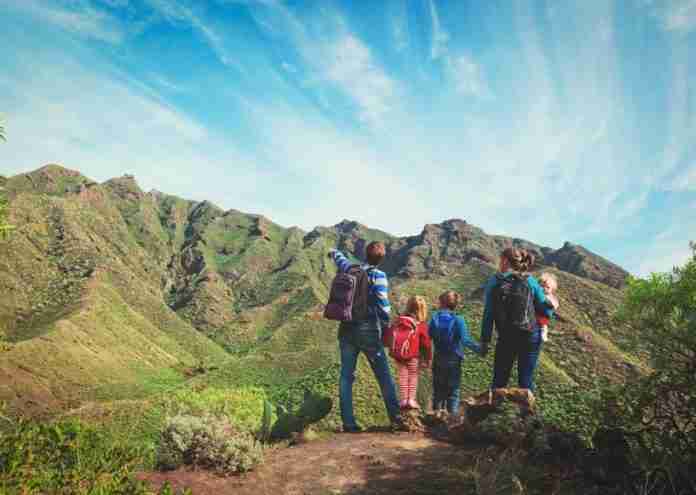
0, 417, 161, 494
157, 414, 263, 475
162, 386, 274, 433
597, 244, 696, 492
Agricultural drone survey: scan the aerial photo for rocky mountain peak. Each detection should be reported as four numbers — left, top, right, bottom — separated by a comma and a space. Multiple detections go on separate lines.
5, 164, 92, 196
334, 219, 366, 235
103, 174, 144, 201
544, 241, 628, 289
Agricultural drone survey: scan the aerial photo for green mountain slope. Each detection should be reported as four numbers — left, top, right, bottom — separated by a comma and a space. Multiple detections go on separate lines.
0, 165, 637, 427
0, 166, 227, 415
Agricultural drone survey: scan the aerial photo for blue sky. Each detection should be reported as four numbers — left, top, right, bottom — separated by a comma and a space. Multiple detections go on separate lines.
1, 0, 695, 276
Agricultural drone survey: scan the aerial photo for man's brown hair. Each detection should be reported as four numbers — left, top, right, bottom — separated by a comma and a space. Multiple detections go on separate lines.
366, 241, 386, 266
439, 290, 460, 310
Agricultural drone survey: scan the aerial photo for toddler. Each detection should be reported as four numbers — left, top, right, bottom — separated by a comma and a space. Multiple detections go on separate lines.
537, 272, 559, 342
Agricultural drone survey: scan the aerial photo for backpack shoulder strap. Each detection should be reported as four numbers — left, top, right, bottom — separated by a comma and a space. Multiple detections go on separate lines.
447, 315, 457, 332
447, 316, 457, 339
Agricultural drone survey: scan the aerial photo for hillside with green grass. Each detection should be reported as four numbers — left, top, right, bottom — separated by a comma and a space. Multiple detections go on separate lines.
0, 164, 638, 433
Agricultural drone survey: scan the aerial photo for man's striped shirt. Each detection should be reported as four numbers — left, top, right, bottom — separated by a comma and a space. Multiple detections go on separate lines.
330, 249, 391, 325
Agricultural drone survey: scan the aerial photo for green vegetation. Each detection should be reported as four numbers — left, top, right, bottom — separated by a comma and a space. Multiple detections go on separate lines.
0, 165, 652, 491
0, 192, 12, 238
156, 414, 263, 474
0, 415, 169, 494
597, 244, 696, 491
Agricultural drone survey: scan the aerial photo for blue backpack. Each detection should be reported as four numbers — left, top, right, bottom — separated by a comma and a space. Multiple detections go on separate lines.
431, 312, 459, 354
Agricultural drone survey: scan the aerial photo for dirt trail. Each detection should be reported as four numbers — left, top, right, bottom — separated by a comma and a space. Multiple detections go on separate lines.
140, 431, 482, 495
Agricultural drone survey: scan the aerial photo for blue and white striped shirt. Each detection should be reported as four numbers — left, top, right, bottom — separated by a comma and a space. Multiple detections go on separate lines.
330, 249, 391, 325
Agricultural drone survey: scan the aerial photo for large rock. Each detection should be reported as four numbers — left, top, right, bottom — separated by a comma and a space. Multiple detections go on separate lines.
449, 388, 537, 446
544, 242, 629, 288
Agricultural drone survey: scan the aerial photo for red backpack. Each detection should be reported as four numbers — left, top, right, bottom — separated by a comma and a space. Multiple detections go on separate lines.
388, 316, 419, 362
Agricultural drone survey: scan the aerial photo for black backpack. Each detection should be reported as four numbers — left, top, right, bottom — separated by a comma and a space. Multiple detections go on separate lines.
324, 265, 371, 321
490, 273, 535, 332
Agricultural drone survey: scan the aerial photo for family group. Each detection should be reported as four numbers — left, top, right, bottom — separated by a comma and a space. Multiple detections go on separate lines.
324, 242, 559, 432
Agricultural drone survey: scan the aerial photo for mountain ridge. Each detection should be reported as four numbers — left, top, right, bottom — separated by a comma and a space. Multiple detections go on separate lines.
3, 164, 629, 285
0, 164, 635, 422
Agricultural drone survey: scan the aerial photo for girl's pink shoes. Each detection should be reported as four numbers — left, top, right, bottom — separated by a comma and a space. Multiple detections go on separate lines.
400, 399, 421, 410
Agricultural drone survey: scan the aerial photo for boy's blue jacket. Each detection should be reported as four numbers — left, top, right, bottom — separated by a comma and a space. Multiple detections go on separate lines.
429, 310, 481, 359
480, 272, 554, 343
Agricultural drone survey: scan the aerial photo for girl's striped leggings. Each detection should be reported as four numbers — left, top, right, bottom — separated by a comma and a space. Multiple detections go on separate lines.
396, 358, 419, 404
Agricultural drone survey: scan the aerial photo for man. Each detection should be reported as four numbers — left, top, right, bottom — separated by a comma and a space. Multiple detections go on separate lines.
328, 242, 406, 432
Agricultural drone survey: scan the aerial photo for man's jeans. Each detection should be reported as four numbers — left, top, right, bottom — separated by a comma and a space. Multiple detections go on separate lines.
491, 326, 543, 391
432, 353, 462, 414
338, 319, 401, 429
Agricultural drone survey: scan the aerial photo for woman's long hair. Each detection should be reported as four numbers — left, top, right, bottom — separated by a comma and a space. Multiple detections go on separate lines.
501, 247, 535, 273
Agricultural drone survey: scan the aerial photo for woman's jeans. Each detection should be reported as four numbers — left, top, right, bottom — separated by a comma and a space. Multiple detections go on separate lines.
432, 353, 462, 414
491, 326, 543, 391
338, 320, 401, 428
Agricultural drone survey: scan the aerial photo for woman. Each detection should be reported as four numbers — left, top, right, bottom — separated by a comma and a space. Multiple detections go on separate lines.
479, 247, 554, 391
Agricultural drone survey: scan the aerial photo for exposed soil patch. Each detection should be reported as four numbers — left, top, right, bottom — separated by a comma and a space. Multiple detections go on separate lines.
139, 431, 480, 495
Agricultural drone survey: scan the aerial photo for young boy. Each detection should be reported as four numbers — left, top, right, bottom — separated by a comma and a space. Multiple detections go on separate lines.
429, 291, 483, 417
328, 243, 406, 432
537, 272, 559, 342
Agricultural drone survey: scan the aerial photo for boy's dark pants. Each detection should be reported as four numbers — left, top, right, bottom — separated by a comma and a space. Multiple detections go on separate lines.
491, 326, 543, 391
432, 353, 462, 414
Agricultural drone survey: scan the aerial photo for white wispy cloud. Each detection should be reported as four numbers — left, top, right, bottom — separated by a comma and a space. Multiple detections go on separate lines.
325, 35, 397, 128
655, 44, 694, 184
144, 0, 242, 70
239, 1, 399, 129
445, 54, 491, 98
0, 49, 265, 210
634, 218, 696, 276
669, 163, 696, 189
237, 99, 439, 232
6, 0, 126, 43
427, 0, 449, 59
660, 0, 696, 32
389, 0, 409, 53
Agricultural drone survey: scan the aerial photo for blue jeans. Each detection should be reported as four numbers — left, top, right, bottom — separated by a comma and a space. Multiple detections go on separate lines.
432, 353, 462, 414
491, 326, 543, 391
338, 320, 401, 428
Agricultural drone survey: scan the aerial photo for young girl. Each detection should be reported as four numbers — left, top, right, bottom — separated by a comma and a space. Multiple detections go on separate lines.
537, 272, 560, 342
384, 296, 432, 409
429, 291, 482, 416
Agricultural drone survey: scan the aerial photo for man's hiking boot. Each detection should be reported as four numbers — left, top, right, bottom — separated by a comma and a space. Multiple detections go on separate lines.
343, 425, 364, 434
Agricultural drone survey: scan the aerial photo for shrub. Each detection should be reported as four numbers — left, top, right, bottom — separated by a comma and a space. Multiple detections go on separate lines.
156, 414, 263, 475
597, 244, 696, 492
0, 417, 161, 494
162, 386, 274, 433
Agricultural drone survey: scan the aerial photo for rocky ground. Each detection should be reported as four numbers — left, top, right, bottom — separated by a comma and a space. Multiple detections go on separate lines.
139, 389, 630, 495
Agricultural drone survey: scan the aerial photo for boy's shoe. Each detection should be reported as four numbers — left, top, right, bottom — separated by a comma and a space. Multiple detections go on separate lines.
343, 424, 364, 434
